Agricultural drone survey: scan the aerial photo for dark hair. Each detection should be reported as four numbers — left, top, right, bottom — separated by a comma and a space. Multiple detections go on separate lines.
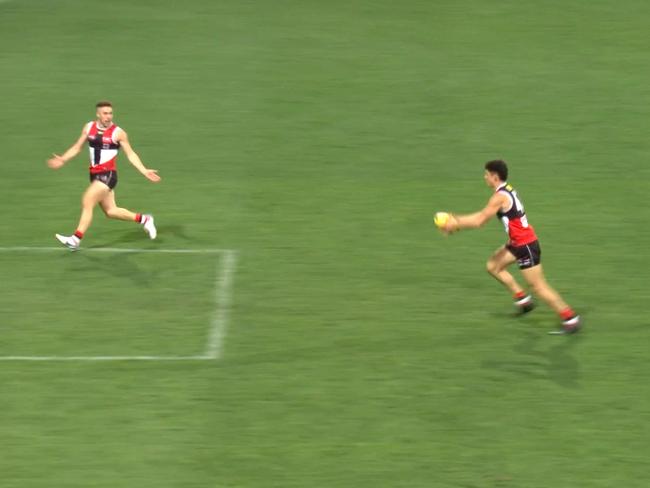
484, 159, 508, 181
96, 100, 113, 108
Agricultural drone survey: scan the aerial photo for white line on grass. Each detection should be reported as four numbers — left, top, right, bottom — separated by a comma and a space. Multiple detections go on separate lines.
0, 355, 212, 361
0, 246, 228, 254
206, 250, 238, 359
0, 246, 238, 361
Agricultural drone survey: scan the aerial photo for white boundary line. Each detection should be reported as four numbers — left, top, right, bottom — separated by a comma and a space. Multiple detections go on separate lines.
0, 246, 238, 361
206, 251, 237, 359
0, 246, 229, 254
0, 355, 212, 361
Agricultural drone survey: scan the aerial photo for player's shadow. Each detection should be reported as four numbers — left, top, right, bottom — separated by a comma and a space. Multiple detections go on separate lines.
154, 223, 191, 241
90, 229, 146, 247
64, 251, 160, 288
481, 315, 583, 389
93, 224, 190, 248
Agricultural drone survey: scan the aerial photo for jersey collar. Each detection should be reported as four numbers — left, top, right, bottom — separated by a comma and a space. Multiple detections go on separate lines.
96, 121, 114, 130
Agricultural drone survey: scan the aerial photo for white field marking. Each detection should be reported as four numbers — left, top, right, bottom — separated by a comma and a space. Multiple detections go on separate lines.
0, 246, 238, 361
0, 246, 228, 254
205, 250, 238, 359
0, 355, 212, 361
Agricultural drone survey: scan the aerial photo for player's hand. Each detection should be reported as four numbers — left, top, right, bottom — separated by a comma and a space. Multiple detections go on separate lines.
442, 214, 459, 234
144, 169, 161, 182
47, 154, 65, 169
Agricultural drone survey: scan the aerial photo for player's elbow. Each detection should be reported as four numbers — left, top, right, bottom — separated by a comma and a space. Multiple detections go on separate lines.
476, 213, 495, 227
475, 216, 489, 228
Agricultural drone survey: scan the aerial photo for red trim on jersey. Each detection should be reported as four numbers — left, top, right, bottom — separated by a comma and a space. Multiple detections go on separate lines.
90, 161, 117, 173
87, 122, 120, 173
507, 219, 538, 246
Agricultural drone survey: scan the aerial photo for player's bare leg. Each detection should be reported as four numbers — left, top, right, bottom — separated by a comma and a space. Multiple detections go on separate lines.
99, 190, 137, 221
520, 264, 580, 333
486, 246, 534, 313
55, 181, 109, 250
519, 265, 568, 313
78, 181, 111, 233
100, 190, 157, 239
486, 246, 521, 294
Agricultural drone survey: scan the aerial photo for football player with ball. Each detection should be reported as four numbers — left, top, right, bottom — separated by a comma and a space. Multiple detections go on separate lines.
435, 160, 580, 335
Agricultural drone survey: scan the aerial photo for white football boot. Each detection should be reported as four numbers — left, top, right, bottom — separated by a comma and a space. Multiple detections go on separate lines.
142, 214, 157, 239
55, 233, 80, 251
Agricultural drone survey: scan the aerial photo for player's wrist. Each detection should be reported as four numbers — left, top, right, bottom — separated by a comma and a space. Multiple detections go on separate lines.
450, 214, 460, 231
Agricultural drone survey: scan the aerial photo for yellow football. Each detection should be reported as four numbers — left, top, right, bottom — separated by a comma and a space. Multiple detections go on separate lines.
434, 212, 450, 228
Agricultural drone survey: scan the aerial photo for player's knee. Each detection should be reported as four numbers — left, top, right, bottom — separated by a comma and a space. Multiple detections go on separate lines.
528, 280, 545, 295
103, 207, 118, 218
486, 260, 498, 276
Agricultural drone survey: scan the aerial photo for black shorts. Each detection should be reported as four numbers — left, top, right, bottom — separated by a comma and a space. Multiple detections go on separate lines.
90, 171, 117, 190
506, 240, 541, 269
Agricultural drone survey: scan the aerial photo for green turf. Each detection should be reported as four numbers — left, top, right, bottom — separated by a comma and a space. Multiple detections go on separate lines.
0, 251, 222, 356
1, 0, 649, 486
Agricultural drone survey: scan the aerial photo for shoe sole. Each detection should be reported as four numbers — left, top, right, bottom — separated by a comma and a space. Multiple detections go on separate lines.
144, 217, 157, 240
516, 303, 535, 316
548, 324, 581, 335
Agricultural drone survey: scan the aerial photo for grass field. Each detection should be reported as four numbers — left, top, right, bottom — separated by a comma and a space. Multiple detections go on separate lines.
1, 0, 649, 486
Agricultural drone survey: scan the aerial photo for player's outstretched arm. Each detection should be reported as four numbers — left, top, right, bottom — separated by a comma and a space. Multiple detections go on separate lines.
444, 193, 506, 232
47, 127, 87, 169
117, 130, 161, 183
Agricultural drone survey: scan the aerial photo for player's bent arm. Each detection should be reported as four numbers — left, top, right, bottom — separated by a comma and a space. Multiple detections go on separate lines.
117, 131, 161, 182
452, 194, 507, 231
47, 127, 87, 169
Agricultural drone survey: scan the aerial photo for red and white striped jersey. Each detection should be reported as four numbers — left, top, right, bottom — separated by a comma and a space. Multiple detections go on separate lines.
495, 183, 538, 246
85, 121, 122, 174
